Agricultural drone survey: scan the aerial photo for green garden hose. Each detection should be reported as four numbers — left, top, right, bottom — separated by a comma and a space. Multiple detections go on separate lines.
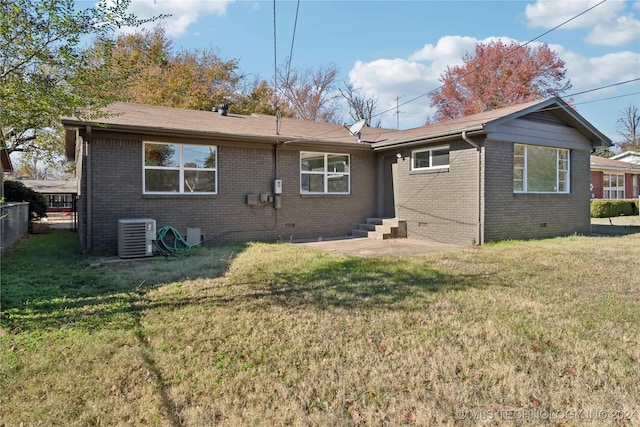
155, 225, 192, 255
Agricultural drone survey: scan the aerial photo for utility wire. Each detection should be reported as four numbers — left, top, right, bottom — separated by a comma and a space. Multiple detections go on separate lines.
370, 0, 610, 121
284, 0, 301, 85
566, 77, 640, 98
521, 0, 607, 47
303, 78, 639, 141
273, 0, 279, 135
274, 0, 301, 135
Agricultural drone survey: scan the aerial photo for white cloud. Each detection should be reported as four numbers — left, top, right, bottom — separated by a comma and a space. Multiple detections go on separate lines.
347, 33, 639, 129
348, 36, 528, 128
558, 48, 640, 96
525, 0, 639, 47
525, 0, 625, 30
348, 59, 435, 129
122, 0, 235, 38
585, 13, 640, 45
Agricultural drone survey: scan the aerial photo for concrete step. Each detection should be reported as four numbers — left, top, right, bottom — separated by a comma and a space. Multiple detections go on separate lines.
353, 218, 407, 239
351, 229, 370, 238
358, 223, 377, 231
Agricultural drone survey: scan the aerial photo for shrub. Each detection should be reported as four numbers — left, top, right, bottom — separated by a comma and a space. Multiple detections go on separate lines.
3, 180, 48, 219
590, 199, 639, 218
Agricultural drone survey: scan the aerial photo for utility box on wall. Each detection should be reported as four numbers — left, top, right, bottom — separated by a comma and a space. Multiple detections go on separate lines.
118, 219, 156, 258
274, 179, 282, 194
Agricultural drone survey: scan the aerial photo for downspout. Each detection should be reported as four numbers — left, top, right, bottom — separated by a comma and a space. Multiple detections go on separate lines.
274, 141, 279, 233
462, 131, 482, 245
85, 125, 92, 252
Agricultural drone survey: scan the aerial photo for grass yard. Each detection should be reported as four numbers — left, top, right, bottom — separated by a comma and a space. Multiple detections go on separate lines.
1, 231, 639, 426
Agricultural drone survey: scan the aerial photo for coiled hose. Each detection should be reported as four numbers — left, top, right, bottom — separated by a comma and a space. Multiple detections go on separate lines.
155, 225, 192, 255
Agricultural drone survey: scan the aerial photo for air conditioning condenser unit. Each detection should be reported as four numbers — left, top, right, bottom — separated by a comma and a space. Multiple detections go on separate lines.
118, 219, 156, 258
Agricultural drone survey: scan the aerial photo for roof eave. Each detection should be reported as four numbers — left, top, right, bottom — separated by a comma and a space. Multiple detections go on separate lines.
61, 120, 374, 152
371, 126, 486, 151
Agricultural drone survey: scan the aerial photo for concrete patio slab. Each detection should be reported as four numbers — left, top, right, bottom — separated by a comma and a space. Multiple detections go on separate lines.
298, 237, 467, 257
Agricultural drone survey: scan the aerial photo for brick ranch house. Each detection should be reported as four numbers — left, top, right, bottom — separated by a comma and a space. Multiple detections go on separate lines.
612, 150, 640, 165
589, 155, 640, 199
62, 97, 611, 255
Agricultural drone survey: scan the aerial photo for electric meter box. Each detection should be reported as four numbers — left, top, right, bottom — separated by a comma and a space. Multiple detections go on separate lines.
274, 179, 283, 194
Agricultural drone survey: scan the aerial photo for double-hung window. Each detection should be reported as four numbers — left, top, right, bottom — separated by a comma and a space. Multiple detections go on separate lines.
514, 144, 569, 193
603, 173, 625, 199
144, 142, 217, 194
300, 152, 350, 194
412, 145, 450, 171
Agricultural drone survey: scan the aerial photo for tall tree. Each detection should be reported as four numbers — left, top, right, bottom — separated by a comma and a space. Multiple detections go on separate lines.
95, 26, 275, 115
339, 81, 381, 127
615, 104, 640, 152
429, 41, 571, 122
14, 126, 69, 179
0, 0, 161, 158
277, 62, 340, 122
231, 79, 281, 116
592, 147, 615, 158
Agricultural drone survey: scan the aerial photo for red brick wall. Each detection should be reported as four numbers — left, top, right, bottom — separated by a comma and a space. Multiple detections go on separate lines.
590, 171, 603, 198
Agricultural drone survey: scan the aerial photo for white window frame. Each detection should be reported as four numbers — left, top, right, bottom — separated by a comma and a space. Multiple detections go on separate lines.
411, 145, 450, 171
603, 173, 625, 199
513, 144, 570, 194
300, 152, 350, 195
143, 141, 217, 194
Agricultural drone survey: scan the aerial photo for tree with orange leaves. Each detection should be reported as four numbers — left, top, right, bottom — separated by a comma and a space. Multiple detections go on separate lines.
429, 40, 571, 122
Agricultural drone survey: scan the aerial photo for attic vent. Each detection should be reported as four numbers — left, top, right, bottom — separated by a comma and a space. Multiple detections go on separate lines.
522, 110, 566, 126
118, 219, 156, 258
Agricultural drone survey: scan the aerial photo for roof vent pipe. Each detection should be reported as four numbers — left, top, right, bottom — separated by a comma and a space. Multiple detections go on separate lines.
217, 103, 228, 116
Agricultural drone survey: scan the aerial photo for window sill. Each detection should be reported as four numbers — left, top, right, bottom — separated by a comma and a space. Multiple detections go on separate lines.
410, 167, 450, 175
300, 193, 351, 197
513, 192, 571, 197
143, 193, 218, 200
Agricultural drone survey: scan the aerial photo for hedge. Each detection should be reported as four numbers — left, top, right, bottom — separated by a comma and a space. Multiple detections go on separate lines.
3, 180, 48, 219
590, 199, 640, 218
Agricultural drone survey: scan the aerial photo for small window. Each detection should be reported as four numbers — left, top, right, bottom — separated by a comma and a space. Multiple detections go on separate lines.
412, 146, 450, 170
144, 142, 217, 194
513, 144, 570, 194
603, 173, 625, 199
300, 152, 350, 194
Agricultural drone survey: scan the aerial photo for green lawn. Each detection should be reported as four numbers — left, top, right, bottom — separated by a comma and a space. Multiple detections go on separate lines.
1, 231, 638, 426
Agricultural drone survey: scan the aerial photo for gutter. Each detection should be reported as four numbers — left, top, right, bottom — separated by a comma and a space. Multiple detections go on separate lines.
60, 121, 373, 152
462, 130, 482, 245
371, 126, 485, 151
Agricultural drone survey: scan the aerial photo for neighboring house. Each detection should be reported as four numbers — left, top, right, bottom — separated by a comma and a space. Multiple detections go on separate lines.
589, 156, 640, 199
62, 97, 611, 255
19, 179, 78, 213
1, 146, 12, 199
611, 150, 640, 165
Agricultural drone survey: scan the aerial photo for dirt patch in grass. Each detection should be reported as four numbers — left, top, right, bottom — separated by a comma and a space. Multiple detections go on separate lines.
1, 234, 639, 425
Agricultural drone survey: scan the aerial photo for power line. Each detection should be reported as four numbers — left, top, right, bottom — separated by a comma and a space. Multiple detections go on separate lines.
521, 0, 607, 48
273, 0, 278, 135
371, 0, 610, 121
279, 87, 639, 145
284, 0, 301, 84
566, 77, 640, 98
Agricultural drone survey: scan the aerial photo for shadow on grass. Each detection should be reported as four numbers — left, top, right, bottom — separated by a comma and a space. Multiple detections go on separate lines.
0, 232, 244, 332
1, 234, 501, 332
242, 255, 503, 310
591, 224, 640, 236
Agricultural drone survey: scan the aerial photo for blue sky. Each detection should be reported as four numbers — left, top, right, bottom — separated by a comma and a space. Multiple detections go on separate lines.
114, 0, 639, 145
